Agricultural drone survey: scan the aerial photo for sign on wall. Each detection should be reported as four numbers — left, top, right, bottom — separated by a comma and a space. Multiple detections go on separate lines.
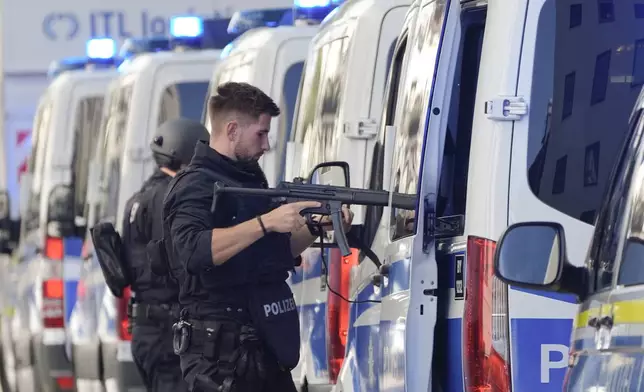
4, 0, 292, 72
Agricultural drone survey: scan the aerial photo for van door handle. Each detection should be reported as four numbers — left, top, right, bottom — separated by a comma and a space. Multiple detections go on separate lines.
588, 317, 599, 328
588, 315, 614, 329
599, 315, 614, 329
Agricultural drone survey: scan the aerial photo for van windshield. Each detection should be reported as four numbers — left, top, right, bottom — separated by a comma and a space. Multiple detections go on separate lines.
157, 81, 209, 127
527, 0, 644, 226
98, 82, 133, 222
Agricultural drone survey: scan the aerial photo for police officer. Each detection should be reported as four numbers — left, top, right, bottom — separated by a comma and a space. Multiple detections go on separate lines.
121, 118, 209, 391
161, 82, 353, 392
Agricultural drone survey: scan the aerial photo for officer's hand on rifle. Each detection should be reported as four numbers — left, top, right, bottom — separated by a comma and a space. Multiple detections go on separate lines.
261, 201, 322, 233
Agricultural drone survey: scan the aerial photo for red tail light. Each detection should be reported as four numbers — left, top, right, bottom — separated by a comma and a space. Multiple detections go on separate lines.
42, 279, 64, 328
55, 376, 75, 390
42, 236, 65, 328
326, 248, 358, 383
118, 286, 132, 341
45, 236, 64, 260
463, 237, 511, 392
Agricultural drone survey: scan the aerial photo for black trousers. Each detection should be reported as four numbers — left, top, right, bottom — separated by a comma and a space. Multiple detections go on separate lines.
180, 352, 297, 392
131, 323, 189, 392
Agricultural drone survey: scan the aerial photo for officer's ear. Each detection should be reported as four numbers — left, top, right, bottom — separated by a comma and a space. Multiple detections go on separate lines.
225, 120, 238, 141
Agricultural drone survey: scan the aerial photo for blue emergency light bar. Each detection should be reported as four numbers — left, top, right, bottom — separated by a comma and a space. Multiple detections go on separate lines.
293, 0, 344, 24
86, 38, 117, 60
169, 16, 205, 49
227, 8, 294, 35
118, 37, 171, 59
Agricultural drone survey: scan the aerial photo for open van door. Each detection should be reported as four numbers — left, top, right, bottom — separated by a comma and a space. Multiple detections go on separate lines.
376, 0, 453, 389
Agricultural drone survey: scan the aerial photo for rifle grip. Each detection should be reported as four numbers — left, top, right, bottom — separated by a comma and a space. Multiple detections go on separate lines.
331, 210, 351, 257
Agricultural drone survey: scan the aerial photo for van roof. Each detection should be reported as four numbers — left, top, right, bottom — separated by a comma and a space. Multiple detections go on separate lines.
47, 68, 118, 94
321, 0, 410, 28
223, 25, 318, 57
119, 49, 223, 76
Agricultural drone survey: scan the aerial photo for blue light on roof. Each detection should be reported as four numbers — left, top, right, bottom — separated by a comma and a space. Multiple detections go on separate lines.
295, 0, 331, 7
293, 0, 343, 24
86, 38, 116, 59
227, 8, 293, 35
170, 16, 204, 38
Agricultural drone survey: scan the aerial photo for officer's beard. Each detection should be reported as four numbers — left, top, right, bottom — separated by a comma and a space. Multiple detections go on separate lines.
234, 144, 262, 169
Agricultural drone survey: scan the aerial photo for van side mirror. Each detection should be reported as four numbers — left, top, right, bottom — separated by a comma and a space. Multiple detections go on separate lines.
494, 222, 586, 301
307, 161, 350, 187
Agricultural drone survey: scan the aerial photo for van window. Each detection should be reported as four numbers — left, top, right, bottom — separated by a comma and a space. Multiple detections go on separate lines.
71, 96, 104, 222
437, 9, 486, 222
362, 37, 408, 249
99, 83, 133, 221
390, 1, 448, 241
609, 108, 644, 287
277, 61, 304, 181
295, 38, 349, 175
25, 98, 53, 232
527, 0, 644, 226
157, 82, 209, 126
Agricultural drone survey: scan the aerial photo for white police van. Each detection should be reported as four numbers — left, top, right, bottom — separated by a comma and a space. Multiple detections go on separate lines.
204, 7, 317, 187
305, 0, 644, 390
70, 75, 128, 392
284, 0, 410, 389
12, 39, 119, 392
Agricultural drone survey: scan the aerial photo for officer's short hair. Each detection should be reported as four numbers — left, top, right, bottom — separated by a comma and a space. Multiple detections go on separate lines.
208, 82, 280, 128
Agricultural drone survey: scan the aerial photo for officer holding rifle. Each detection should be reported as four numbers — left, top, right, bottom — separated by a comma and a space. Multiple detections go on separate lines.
157, 82, 354, 391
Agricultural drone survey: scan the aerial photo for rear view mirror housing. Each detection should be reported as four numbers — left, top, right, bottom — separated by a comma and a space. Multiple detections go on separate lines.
307, 161, 350, 188
494, 221, 588, 302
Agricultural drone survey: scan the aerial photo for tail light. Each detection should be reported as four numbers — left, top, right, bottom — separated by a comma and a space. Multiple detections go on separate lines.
463, 236, 511, 392
118, 286, 132, 341
42, 236, 65, 329
326, 248, 358, 383
55, 376, 74, 390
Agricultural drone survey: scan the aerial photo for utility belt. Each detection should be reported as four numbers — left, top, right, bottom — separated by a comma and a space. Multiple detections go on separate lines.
173, 314, 271, 391
132, 302, 181, 326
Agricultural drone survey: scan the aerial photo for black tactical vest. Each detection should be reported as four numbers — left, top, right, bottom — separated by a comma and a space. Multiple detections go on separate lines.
163, 166, 295, 313
122, 174, 177, 304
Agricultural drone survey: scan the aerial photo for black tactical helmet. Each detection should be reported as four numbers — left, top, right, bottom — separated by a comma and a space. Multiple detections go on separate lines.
150, 118, 210, 170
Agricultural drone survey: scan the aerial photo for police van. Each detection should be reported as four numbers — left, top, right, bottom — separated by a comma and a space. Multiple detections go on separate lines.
283, 0, 410, 389
204, 7, 317, 187
299, 0, 644, 390
71, 77, 129, 392
12, 40, 119, 392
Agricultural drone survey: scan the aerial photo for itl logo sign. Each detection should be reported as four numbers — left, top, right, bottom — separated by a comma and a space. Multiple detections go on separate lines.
541, 344, 569, 383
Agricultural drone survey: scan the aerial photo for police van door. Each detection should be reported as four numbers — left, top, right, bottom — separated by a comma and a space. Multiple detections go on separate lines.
505, 0, 644, 389
378, 0, 450, 389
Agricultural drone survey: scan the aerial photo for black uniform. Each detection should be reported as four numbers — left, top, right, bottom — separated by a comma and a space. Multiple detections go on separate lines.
121, 170, 188, 392
162, 141, 300, 392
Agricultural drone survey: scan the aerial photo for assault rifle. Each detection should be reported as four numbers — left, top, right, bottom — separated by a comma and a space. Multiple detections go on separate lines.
211, 176, 416, 257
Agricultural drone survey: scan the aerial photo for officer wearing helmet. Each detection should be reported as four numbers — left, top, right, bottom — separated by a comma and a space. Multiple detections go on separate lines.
121, 117, 209, 391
